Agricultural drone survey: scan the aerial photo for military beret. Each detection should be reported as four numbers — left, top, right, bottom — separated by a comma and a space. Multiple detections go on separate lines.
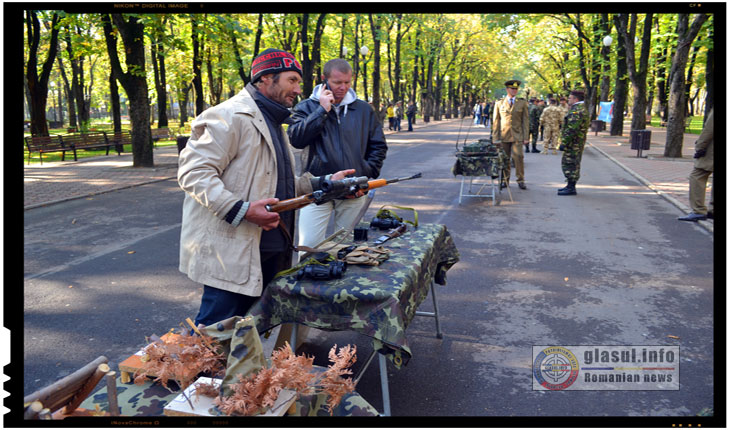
569, 90, 585, 98
504, 80, 521, 88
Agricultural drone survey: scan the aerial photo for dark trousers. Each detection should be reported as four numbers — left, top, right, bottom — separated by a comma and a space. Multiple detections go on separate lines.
194, 250, 292, 327
407, 115, 414, 131
395, 117, 402, 131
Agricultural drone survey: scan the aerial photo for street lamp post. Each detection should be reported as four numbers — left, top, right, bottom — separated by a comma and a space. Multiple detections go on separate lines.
360, 45, 369, 101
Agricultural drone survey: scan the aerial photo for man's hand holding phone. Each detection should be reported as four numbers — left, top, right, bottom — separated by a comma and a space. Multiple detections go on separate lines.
319, 80, 335, 112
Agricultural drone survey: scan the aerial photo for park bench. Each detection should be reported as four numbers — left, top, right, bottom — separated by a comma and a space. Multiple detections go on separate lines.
58, 132, 120, 161
151, 127, 171, 142
106, 130, 132, 154
24, 135, 68, 165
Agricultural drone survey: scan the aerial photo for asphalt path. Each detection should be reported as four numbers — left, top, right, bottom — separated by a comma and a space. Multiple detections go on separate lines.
21, 120, 714, 421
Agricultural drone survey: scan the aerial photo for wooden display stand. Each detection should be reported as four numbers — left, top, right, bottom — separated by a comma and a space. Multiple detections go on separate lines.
162, 377, 297, 417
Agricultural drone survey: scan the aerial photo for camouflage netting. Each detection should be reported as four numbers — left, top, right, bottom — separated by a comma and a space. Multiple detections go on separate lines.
248, 223, 460, 368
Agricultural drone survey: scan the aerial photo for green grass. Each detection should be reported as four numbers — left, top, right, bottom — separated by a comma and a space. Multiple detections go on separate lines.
649, 115, 704, 134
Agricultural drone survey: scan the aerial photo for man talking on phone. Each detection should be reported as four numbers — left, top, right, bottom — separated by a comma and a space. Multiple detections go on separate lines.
288, 58, 388, 256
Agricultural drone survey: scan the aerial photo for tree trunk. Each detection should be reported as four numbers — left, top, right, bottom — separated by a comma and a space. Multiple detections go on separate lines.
664, 13, 708, 158
150, 28, 169, 127
599, 13, 611, 102
109, 70, 121, 133
57, 56, 77, 128
684, 38, 701, 119
369, 14, 382, 109
610, 15, 629, 136
191, 16, 205, 116
102, 13, 153, 167
26, 11, 60, 136
703, 29, 713, 123
411, 30, 420, 103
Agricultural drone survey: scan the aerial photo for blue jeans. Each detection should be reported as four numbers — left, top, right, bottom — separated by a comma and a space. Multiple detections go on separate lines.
407, 116, 414, 131
194, 251, 291, 327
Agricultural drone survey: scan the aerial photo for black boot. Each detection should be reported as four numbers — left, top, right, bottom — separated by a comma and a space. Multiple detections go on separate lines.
531, 143, 540, 153
557, 181, 577, 196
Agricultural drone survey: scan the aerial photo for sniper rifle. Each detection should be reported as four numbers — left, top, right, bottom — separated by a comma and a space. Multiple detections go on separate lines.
266, 173, 422, 213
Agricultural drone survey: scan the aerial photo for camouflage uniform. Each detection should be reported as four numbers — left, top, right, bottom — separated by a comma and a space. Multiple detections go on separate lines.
528, 104, 541, 147
560, 102, 590, 183
557, 103, 569, 148
539, 105, 564, 153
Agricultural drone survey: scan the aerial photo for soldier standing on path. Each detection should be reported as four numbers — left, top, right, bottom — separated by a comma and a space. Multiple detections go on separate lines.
678, 108, 714, 222
492, 80, 530, 190
528, 98, 541, 153
557, 90, 590, 196
539, 99, 563, 154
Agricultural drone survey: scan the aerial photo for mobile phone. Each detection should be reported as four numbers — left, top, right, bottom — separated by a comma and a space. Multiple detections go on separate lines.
323, 78, 331, 92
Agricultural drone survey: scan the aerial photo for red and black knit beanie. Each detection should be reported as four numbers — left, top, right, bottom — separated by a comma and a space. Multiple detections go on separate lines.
251, 48, 303, 83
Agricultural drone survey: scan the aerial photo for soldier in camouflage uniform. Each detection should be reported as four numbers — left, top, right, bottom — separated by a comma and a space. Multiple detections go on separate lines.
539, 99, 564, 154
556, 97, 569, 149
558, 90, 591, 196
528, 99, 541, 153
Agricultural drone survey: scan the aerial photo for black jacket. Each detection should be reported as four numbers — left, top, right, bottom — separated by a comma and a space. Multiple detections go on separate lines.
288, 96, 388, 179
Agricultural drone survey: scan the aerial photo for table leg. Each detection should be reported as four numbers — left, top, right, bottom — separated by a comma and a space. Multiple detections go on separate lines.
459, 177, 465, 204
290, 324, 298, 352
430, 281, 443, 339
415, 281, 444, 339
378, 354, 391, 417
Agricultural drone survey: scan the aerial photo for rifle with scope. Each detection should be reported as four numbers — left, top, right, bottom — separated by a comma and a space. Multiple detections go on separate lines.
266, 173, 422, 213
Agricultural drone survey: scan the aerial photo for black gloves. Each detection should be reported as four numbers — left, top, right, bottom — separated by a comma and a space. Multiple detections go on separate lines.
693, 149, 707, 159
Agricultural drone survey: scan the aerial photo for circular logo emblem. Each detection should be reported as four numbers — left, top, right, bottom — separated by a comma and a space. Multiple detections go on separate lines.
533, 346, 580, 390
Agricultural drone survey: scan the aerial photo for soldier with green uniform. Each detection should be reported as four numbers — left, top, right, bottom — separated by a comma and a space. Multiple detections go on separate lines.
492, 79, 530, 190
558, 90, 590, 196
528, 98, 542, 153
539, 99, 564, 154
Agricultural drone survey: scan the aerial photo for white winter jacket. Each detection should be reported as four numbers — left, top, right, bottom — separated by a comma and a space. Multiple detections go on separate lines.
178, 87, 313, 296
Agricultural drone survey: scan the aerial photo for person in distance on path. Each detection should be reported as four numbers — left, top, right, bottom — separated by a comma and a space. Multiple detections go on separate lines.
557, 90, 590, 196
678, 108, 714, 222
492, 79, 530, 190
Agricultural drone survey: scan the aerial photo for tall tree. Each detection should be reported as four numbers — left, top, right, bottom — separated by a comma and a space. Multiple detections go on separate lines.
191, 15, 205, 115
703, 24, 713, 122
149, 16, 169, 127
26, 10, 60, 136
109, 69, 121, 133
610, 15, 629, 136
368, 14, 383, 109
616, 13, 653, 130
598, 13, 611, 102
664, 13, 708, 157
102, 13, 153, 167
56, 56, 77, 129
298, 13, 327, 96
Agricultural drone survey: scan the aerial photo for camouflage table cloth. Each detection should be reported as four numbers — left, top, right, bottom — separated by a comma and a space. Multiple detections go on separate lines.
248, 223, 460, 368
79, 374, 378, 417
451, 152, 508, 178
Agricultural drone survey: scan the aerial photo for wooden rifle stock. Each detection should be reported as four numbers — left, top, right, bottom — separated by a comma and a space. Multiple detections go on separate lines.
266, 194, 316, 213
266, 173, 421, 214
